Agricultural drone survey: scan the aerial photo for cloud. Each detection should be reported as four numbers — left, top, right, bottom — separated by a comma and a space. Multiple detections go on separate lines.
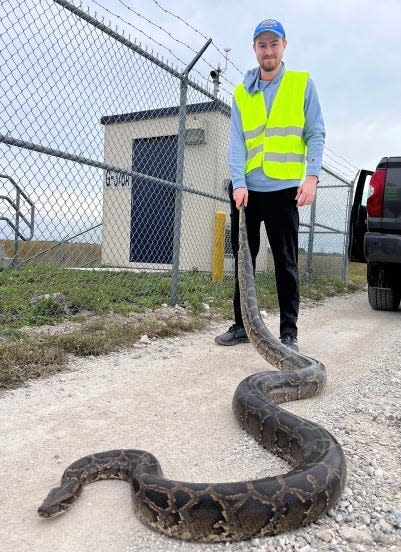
327, 114, 401, 170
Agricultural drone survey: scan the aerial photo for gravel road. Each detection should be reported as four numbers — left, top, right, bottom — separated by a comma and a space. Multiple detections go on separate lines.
1, 291, 400, 552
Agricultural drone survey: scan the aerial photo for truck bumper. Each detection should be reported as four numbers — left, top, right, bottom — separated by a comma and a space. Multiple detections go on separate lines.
364, 232, 401, 263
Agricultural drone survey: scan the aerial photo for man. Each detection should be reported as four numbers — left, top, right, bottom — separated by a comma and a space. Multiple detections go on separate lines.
215, 19, 325, 352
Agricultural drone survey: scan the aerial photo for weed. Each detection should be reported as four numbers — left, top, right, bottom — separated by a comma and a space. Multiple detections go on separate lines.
0, 262, 366, 390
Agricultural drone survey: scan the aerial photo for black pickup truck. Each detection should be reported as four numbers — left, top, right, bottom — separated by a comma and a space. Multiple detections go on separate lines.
348, 156, 401, 310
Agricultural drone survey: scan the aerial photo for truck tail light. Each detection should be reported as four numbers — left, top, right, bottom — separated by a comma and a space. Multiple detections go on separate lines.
367, 169, 386, 217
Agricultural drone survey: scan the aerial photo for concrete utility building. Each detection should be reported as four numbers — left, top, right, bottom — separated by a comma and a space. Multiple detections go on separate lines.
100, 101, 268, 272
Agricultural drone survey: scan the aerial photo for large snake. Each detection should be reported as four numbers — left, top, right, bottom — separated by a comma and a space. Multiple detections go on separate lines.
38, 206, 346, 542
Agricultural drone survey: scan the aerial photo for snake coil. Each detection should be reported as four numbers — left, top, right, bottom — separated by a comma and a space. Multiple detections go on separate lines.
38, 206, 346, 542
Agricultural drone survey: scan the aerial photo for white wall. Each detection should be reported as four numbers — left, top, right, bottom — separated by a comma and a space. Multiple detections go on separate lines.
102, 110, 230, 271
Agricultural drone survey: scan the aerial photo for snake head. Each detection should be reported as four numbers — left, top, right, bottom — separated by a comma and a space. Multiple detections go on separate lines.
37, 485, 77, 518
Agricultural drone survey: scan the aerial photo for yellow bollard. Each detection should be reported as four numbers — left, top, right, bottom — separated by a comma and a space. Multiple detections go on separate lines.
212, 211, 226, 282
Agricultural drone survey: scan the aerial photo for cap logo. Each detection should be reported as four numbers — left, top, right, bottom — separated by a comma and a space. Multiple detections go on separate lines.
261, 19, 277, 27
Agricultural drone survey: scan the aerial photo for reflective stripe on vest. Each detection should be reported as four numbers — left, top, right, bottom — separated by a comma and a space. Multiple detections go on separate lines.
234, 70, 309, 180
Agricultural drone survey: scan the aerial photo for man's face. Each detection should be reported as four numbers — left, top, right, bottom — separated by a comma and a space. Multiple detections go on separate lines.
253, 31, 287, 74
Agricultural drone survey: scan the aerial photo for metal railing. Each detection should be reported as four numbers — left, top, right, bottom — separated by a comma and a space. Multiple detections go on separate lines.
0, 173, 35, 267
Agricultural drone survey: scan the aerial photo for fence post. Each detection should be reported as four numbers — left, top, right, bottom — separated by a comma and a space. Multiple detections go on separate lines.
170, 39, 212, 306
343, 172, 357, 281
12, 189, 20, 268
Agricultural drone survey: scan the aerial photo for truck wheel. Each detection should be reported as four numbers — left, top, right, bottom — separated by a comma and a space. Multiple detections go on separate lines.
368, 286, 401, 311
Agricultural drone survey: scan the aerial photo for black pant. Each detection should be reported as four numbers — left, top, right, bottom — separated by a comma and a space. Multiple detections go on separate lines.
229, 182, 300, 339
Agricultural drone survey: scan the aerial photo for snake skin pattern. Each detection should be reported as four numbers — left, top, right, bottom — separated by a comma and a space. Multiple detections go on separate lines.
38, 206, 346, 542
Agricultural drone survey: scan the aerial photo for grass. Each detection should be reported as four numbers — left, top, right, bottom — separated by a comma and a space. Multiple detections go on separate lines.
1, 239, 101, 267
0, 262, 367, 390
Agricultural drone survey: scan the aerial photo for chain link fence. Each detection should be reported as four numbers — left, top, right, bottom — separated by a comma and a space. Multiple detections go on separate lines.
0, 0, 358, 313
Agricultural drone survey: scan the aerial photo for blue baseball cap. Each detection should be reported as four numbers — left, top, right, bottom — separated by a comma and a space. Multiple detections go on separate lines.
253, 19, 286, 41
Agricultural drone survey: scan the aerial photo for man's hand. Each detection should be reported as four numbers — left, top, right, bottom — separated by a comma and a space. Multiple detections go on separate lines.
233, 187, 248, 209
295, 175, 318, 207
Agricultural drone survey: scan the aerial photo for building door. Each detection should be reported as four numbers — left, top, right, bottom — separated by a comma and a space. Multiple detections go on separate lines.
130, 135, 177, 263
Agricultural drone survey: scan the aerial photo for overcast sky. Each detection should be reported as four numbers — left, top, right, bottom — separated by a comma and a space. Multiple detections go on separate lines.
85, 0, 401, 173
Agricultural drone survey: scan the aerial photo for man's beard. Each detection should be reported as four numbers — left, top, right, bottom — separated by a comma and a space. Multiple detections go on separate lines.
260, 58, 279, 73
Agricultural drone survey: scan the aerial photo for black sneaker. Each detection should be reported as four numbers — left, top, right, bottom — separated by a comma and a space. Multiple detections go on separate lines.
215, 324, 249, 346
280, 335, 299, 352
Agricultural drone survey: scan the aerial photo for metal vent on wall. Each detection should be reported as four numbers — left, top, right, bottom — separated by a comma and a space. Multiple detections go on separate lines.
185, 128, 205, 145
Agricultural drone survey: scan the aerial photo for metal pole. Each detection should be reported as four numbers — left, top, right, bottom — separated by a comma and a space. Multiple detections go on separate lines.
12, 189, 20, 268
0, 135, 227, 202
170, 39, 212, 306
343, 174, 357, 281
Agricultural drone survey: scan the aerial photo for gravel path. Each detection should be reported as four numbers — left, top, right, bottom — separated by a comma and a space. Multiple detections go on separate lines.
0, 291, 400, 552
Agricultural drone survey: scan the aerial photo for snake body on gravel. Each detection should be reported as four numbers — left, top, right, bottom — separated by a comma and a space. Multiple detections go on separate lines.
38, 206, 347, 542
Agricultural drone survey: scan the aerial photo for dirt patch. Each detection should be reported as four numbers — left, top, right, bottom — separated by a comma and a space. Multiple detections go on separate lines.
1, 292, 400, 551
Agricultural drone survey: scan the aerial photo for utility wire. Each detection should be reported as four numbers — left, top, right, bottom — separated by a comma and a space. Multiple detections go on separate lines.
116, 0, 200, 57
89, 0, 187, 68
151, 0, 244, 78
88, 0, 234, 95
115, 0, 237, 88
88, 0, 232, 95
324, 147, 358, 172
323, 148, 358, 181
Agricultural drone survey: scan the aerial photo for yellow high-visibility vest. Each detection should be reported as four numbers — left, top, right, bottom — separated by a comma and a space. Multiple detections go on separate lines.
233, 70, 309, 180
